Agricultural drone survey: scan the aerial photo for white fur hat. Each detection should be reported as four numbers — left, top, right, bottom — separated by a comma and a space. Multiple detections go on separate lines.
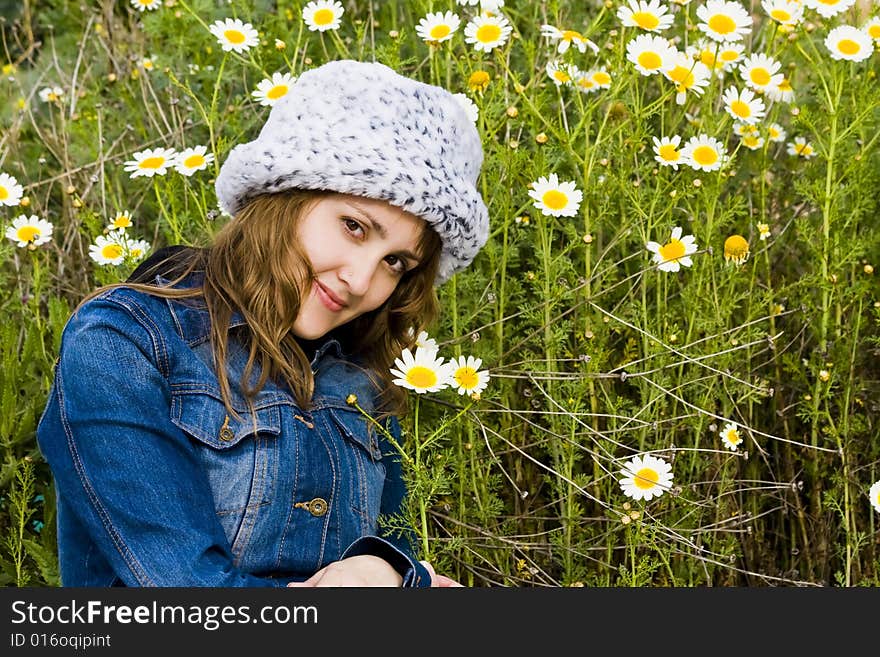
215, 59, 489, 284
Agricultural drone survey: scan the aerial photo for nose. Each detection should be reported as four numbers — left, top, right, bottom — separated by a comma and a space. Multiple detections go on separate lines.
337, 258, 377, 297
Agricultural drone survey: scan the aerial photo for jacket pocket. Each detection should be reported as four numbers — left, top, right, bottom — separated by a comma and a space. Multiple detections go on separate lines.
326, 406, 386, 533
170, 389, 282, 551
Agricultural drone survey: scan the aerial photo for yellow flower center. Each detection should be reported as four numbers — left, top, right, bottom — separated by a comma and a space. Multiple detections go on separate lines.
720, 49, 740, 63
668, 65, 694, 88
17, 226, 40, 242
131, 248, 144, 258
0, 187, 8, 200
770, 9, 792, 22
730, 100, 751, 118
724, 234, 749, 261
577, 77, 596, 89
592, 71, 611, 85
817, 0, 839, 4
699, 50, 717, 67
553, 70, 571, 83
634, 467, 659, 490
768, 127, 780, 138
139, 156, 165, 170
638, 51, 662, 69
542, 190, 568, 210
837, 39, 860, 56
724, 429, 741, 443
224, 29, 246, 44
406, 366, 438, 389
313, 8, 334, 25
750, 68, 771, 86
797, 143, 813, 156
869, 25, 880, 39
693, 145, 718, 166
183, 154, 205, 168
469, 70, 490, 90
632, 12, 660, 30
454, 367, 479, 390
562, 30, 583, 42
476, 24, 502, 43
101, 243, 124, 260
267, 85, 289, 100
429, 25, 451, 40
659, 239, 686, 262
137, 0, 152, 5
113, 216, 131, 228
777, 78, 792, 92
658, 144, 679, 162
708, 15, 736, 35
743, 135, 761, 148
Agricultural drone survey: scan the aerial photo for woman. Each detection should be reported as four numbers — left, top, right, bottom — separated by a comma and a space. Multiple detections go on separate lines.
36, 60, 489, 587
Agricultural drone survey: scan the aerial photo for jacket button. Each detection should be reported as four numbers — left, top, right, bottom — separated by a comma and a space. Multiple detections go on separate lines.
219, 427, 235, 441
307, 498, 328, 517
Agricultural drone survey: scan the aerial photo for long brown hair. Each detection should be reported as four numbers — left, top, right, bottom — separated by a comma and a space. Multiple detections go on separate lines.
77, 189, 442, 419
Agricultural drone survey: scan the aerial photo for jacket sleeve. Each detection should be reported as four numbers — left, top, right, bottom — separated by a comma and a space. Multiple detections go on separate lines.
340, 414, 432, 588
36, 296, 284, 587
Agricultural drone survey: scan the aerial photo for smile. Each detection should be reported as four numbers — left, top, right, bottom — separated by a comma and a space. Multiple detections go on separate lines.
314, 281, 347, 312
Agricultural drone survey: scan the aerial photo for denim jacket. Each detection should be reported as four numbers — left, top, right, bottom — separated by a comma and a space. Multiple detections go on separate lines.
36, 266, 431, 587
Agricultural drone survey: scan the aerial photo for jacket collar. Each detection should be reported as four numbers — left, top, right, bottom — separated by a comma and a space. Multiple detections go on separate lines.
159, 271, 343, 367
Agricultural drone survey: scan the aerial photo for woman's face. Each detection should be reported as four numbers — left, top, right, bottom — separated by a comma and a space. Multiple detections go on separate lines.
292, 193, 426, 340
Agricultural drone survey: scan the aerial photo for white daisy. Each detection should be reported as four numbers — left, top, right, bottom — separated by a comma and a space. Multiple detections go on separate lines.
787, 136, 816, 159
765, 76, 795, 103
123, 147, 177, 178
390, 346, 452, 394
663, 52, 711, 104
5, 214, 54, 248
741, 133, 765, 150
722, 86, 766, 124
546, 60, 574, 86
129, 0, 161, 10
625, 33, 677, 76
589, 68, 613, 89
302, 1, 344, 32
89, 232, 126, 266
539, 24, 599, 54
864, 17, 880, 42
478, 0, 505, 13
825, 25, 874, 63
696, 0, 752, 43
107, 210, 133, 232
869, 480, 880, 514
761, 0, 804, 26
738, 53, 784, 93
757, 222, 771, 240
406, 328, 439, 354
618, 453, 674, 501
416, 11, 461, 43
38, 86, 64, 103
767, 122, 787, 142
803, 0, 855, 19
681, 134, 728, 172
174, 145, 214, 176
720, 422, 744, 450
251, 71, 297, 107
449, 355, 491, 396
452, 93, 479, 124
716, 42, 745, 71
527, 173, 583, 218
573, 68, 599, 94
209, 18, 260, 53
0, 172, 23, 206
646, 226, 698, 272
464, 13, 512, 52
652, 135, 683, 169
617, 0, 675, 33
127, 238, 152, 262
732, 122, 759, 137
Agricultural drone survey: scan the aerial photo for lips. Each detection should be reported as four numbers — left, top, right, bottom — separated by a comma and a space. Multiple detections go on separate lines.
314, 281, 347, 312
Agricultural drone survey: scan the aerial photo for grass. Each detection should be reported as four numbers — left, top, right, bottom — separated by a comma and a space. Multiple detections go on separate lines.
1, 0, 879, 587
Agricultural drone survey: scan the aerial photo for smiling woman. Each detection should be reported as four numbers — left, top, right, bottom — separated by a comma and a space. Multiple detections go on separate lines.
35, 60, 487, 589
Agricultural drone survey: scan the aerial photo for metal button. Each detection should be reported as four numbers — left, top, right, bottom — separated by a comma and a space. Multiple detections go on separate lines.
307, 498, 328, 517
219, 415, 234, 442
295, 497, 328, 517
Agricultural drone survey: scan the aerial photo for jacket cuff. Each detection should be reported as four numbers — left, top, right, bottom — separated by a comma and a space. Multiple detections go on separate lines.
341, 536, 432, 588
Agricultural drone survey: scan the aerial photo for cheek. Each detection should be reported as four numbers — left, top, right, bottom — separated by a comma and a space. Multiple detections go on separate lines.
360, 278, 399, 314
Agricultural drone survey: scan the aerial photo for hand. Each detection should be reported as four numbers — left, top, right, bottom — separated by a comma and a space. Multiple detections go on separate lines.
420, 560, 465, 587
287, 555, 403, 587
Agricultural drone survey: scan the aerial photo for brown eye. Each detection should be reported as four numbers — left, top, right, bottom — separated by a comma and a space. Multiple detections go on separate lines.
385, 254, 406, 275
342, 217, 363, 235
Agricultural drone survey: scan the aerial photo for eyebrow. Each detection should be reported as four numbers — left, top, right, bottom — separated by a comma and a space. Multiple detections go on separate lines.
346, 200, 422, 265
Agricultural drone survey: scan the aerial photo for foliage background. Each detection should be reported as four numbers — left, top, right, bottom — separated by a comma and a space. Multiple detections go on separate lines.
1, 0, 879, 586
